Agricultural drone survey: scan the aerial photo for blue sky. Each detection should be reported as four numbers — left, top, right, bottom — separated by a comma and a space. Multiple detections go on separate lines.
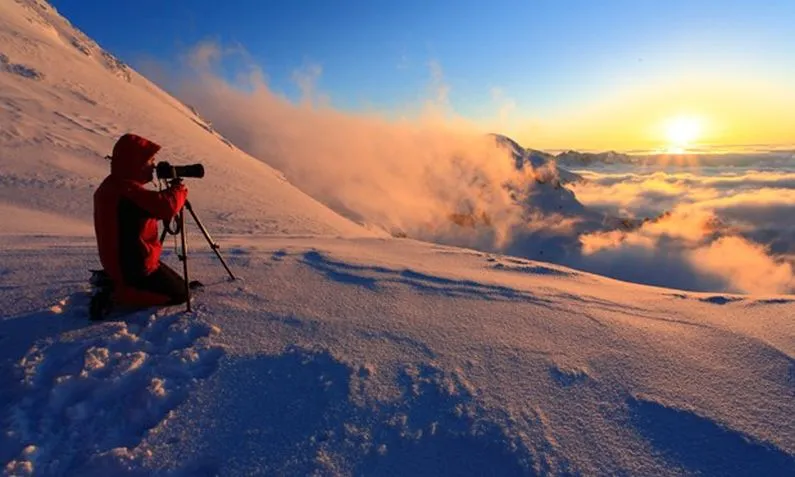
51, 0, 795, 150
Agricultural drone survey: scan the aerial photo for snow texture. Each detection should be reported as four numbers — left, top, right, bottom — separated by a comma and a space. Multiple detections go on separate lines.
1, 1, 794, 475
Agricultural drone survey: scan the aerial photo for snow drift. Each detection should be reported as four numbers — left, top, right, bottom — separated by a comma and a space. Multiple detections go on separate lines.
1, 1, 794, 476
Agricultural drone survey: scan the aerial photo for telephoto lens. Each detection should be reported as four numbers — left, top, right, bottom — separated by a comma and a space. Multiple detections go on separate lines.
156, 161, 205, 179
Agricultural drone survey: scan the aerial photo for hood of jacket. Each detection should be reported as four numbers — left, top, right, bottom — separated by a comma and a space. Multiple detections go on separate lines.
110, 133, 161, 182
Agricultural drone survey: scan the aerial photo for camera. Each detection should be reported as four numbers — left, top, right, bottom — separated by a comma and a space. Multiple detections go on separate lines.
156, 161, 205, 180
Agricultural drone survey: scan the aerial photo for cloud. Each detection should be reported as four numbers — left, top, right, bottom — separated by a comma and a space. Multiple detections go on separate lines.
187, 41, 222, 70
422, 59, 454, 120
571, 169, 795, 225
174, 42, 540, 249
490, 87, 517, 129
165, 42, 795, 295
581, 208, 718, 254
571, 169, 795, 293
577, 208, 795, 294
291, 62, 328, 107
689, 236, 795, 294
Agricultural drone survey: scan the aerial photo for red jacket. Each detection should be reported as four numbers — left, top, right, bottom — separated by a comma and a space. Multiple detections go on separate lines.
94, 134, 187, 288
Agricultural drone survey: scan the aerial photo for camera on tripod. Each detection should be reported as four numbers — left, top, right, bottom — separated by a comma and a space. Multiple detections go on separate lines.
153, 160, 235, 312
156, 161, 205, 180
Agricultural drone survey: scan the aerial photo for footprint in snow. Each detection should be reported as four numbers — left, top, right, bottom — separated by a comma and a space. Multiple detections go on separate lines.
4, 310, 224, 476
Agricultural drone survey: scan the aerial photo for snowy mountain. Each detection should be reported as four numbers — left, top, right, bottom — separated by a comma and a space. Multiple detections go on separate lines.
1, 1, 794, 476
555, 149, 638, 166
492, 134, 583, 185
0, 0, 370, 238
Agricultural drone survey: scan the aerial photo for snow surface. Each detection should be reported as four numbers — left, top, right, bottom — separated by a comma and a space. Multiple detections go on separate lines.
1, 1, 794, 475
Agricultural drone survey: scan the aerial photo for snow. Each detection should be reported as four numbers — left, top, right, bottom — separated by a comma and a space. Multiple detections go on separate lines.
1, 1, 794, 475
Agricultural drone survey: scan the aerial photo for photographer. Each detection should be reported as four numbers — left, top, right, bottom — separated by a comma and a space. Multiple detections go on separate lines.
93, 133, 189, 313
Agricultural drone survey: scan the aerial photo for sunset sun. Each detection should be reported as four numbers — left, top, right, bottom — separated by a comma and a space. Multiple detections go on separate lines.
664, 115, 703, 153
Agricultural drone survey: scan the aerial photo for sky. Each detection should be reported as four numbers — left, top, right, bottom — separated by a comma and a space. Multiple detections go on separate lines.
50, 0, 795, 152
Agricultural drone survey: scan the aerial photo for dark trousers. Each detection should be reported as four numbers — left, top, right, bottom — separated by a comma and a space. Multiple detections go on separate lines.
130, 262, 188, 305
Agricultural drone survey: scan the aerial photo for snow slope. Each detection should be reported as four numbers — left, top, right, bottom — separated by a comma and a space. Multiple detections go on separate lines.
1, 1, 794, 476
0, 0, 371, 238
2, 235, 794, 476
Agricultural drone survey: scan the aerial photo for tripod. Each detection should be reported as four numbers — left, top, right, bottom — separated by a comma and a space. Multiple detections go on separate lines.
162, 199, 236, 312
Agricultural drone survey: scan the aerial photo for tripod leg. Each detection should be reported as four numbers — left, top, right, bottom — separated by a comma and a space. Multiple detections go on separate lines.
178, 209, 192, 312
184, 200, 236, 280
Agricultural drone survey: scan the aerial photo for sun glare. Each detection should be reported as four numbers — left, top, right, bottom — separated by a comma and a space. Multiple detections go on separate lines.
664, 115, 703, 153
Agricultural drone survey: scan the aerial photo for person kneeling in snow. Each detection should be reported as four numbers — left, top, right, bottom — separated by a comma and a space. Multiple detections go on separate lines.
92, 133, 189, 319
